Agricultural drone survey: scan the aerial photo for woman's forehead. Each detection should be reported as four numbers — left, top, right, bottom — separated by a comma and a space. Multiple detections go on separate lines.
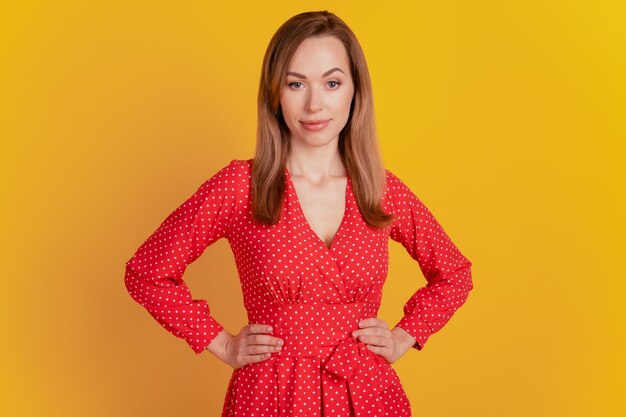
286, 36, 350, 76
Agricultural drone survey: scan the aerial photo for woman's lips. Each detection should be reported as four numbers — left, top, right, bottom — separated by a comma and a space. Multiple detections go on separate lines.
300, 119, 330, 131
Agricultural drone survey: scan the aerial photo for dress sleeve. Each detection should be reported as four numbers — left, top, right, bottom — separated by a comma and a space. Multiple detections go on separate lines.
386, 170, 474, 351
124, 159, 241, 355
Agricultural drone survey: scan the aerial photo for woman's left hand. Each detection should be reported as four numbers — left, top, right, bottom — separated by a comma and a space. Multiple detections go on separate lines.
351, 318, 416, 364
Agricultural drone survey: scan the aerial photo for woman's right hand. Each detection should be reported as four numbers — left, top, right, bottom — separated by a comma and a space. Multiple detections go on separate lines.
208, 324, 284, 370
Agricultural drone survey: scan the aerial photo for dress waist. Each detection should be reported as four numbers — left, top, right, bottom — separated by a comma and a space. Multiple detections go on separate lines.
247, 301, 381, 360
243, 302, 399, 417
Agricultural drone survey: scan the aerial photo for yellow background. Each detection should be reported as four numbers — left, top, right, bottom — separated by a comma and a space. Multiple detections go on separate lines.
1, 1, 624, 416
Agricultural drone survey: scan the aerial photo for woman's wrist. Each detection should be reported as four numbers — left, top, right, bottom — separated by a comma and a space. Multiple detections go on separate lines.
205, 328, 233, 361
392, 326, 417, 351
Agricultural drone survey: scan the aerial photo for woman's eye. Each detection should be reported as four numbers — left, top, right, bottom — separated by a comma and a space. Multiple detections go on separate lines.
288, 81, 341, 89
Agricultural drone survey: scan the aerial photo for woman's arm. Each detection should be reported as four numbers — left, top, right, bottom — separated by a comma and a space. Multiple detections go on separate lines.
386, 170, 474, 351
124, 159, 241, 355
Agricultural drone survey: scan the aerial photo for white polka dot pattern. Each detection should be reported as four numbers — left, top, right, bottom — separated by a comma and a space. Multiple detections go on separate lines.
124, 158, 474, 417
385, 171, 474, 351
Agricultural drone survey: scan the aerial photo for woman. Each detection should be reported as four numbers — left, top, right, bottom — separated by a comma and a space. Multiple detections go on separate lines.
124, 10, 473, 417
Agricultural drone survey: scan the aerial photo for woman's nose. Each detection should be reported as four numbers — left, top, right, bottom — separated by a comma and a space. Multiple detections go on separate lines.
305, 87, 323, 112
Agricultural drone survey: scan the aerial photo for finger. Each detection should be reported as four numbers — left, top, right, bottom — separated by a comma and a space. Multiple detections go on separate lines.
358, 318, 387, 329
357, 334, 390, 347
247, 333, 284, 346
352, 327, 390, 338
244, 352, 273, 364
364, 344, 391, 361
244, 343, 282, 355
365, 343, 389, 353
246, 324, 273, 335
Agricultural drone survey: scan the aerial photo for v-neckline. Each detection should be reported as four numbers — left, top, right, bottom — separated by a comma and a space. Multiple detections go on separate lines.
285, 166, 351, 252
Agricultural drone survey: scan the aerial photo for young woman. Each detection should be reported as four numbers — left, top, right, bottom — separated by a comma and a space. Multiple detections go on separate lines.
125, 10, 474, 417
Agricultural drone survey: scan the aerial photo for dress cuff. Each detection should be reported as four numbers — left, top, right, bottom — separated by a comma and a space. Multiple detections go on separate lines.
395, 315, 432, 351
183, 314, 225, 355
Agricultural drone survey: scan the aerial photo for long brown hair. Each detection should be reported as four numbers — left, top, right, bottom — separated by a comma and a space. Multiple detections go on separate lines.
251, 10, 395, 229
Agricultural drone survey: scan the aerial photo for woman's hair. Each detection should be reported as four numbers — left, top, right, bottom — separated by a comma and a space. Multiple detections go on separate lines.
251, 10, 395, 229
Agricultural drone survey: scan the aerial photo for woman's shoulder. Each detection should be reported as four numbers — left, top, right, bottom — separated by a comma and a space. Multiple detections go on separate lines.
383, 167, 413, 196
221, 157, 252, 171
228, 158, 253, 169
209, 158, 252, 180
383, 167, 402, 186
198, 157, 252, 196
382, 167, 425, 209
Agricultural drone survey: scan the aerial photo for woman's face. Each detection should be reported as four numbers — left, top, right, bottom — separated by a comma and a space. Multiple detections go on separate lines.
280, 35, 355, 149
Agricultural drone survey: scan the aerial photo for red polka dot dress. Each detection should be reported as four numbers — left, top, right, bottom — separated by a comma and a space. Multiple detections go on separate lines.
124, 158, 474, 417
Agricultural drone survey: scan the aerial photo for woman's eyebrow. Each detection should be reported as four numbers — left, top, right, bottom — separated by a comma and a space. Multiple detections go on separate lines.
286, 67, 345, 79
